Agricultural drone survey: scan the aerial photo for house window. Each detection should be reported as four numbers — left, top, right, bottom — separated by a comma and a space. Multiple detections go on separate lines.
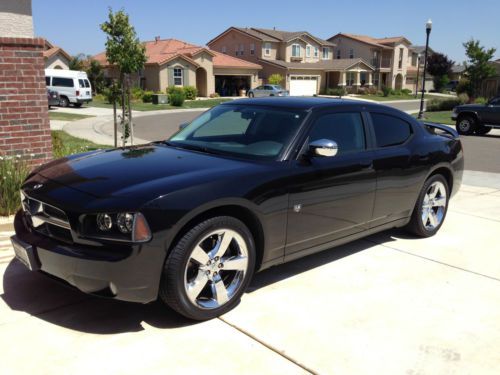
250, 43, 255, 55
349, 49, 354, 59
336, 49, 341, 59
173, 68, 183, 86
239, 44, 244, 56
346, 72, 355, 86
398, 48, 404, 69
373, 73, 380, 86
292, 44, 301, 57
306, 45, 311, 57
222, 46, 226, 54
314, 47, 319, 58
322, 47, 329, 59
264, 42, 271, 56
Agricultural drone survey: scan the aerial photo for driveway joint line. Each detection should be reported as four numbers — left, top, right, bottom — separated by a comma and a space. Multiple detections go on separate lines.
449, 209, 500, 223
218, 316, 317, 374
366, 239, 500, 283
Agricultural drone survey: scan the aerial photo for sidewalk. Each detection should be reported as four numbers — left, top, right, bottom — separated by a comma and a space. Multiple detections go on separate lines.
1, 174, 500, 374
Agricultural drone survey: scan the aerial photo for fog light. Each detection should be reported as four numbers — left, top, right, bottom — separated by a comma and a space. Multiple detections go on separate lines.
117, 213, 134, 233
97, 213, 113, 231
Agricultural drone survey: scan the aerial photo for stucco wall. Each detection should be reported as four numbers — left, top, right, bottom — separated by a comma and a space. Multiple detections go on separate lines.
329, 36, 377, 63
208, 30, 262, 63
192, 51, 215, 96
0, 0, 33, 38
45, 54, 70, 70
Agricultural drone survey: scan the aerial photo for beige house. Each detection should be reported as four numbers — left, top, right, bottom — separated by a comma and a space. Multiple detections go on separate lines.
42, 39, 71, 69
94, 38, 262, 97
207, 27, 376, 96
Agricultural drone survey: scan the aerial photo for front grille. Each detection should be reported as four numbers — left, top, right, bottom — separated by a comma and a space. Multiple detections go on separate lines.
21, 191, 73, 243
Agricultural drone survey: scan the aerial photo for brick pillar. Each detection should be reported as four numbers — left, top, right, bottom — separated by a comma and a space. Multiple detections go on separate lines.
0, 37, 52, 166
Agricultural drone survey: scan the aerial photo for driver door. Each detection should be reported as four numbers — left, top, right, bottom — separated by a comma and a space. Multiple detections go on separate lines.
285, 111, 376, 259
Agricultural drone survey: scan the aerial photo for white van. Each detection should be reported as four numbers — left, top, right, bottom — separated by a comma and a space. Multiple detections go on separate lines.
45, 69, 93, 107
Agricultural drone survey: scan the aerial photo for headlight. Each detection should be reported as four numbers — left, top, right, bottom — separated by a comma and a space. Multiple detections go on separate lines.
86, 212, 151, 243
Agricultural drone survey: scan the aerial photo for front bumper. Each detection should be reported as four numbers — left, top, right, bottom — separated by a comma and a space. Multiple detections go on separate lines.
11, 211, 165, 303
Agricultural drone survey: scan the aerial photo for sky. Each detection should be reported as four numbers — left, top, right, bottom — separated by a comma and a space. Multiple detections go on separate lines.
32, 0, 500, 63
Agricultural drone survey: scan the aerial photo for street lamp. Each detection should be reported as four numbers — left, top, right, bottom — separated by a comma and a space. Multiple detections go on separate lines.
417, 19, 432, 119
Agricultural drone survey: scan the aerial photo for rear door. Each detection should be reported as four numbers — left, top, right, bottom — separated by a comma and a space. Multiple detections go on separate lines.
483, 97, 500, 124
77, 78, 92, 101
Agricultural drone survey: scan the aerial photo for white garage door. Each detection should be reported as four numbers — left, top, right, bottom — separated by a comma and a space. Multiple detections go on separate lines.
290, 76, 318, 96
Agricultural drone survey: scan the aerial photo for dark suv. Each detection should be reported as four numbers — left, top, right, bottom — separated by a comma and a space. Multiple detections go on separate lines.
452, 96, 500, 135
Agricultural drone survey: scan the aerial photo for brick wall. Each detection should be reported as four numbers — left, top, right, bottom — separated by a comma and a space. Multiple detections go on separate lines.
0, 37, 52, 166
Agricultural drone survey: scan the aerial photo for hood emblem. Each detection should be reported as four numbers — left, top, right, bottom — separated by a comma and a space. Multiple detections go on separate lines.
33, 184, 43, 190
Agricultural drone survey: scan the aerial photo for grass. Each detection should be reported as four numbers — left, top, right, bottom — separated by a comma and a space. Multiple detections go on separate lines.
49, 112, 95, 121
412, 111, 454, 125
51, 130, 109, 159
352, 93, 437, 102
88, 97, 233, 111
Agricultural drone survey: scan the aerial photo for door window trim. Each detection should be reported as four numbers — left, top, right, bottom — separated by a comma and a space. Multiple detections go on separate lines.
366, 111, 416, 150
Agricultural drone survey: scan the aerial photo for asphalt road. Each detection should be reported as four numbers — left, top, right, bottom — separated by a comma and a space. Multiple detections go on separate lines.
132, 103, 500, 173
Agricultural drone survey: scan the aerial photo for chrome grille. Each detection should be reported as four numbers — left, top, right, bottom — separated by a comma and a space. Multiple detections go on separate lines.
21, 191, 72, 242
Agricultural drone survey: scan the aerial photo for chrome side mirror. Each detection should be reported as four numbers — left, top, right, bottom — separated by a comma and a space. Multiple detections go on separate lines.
309, 139, 338, 157
179, 122, 189, 130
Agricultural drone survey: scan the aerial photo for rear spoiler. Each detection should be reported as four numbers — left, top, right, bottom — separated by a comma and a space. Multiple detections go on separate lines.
422, 122, 459, 139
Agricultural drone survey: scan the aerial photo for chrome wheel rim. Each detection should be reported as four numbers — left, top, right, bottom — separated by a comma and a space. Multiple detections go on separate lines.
458, 119, 470, 132
421, 181, 447, 230
184, 229, 248, 309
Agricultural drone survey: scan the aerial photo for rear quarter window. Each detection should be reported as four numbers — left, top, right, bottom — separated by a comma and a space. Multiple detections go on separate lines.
52, 77, 74, 88
371, 113, 412, 147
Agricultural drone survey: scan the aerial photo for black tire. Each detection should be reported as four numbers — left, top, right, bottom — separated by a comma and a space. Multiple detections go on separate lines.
159, 216, 256, 320
405, 174, 449, 237
73, 103, 82, 108
248, 92, 254, 98
456, 115, 476, 135
475, 125, 491, 135
59, 96, 69, 107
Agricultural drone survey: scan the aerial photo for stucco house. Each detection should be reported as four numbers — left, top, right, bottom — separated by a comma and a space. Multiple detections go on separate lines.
94, 38, 262, 97
207, 27, 376, 96
43, 39, 71, 69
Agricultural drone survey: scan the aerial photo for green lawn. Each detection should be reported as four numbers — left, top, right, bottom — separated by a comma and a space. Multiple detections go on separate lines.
49, 112, 95, 121
51, 130, 109, 159
412, 111, 454, 125
88, 97, 233, 111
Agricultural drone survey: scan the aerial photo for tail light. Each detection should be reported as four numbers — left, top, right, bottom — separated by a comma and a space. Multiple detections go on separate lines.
76, 90, 80, 96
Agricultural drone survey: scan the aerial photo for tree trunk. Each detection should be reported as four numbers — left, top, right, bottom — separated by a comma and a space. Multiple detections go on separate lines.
113, 97, 117, 147
121, 73, 126, 147
128, 75, 134, 145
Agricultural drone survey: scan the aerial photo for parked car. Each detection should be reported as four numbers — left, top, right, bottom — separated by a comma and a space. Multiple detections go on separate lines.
444, 80, 459, 92
452, 96, 500, 135
11, 97, 463, 320
46, 89, 60, 108
248, 84, 289, 97
45, 68, 92, 108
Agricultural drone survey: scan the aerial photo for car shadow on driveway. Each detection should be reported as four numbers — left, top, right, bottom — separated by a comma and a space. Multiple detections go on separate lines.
1, 230, 406, 333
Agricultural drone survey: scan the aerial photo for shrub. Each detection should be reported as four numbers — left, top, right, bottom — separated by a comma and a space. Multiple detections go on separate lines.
102, 86, 121, 105
268, 73, 284, 85
366, 86, 378, 95
474, 97, 487, 104
357, 87, 368, 95
0, 155, 30, 216
456, 79, 472, 96
381, 86, 391, 97
169, 91, 185, 106
326, 87, 346, 96
393, 89, 402, 96
130, 86, 144, 101
141, 90, 154, 103
434, 75, 450, 93
209, 92, 220, 98
401, 88, 412, 95
458, 93, 470, 104
426, 98, 461, 112
183, 86, 198, 100
346, 87, 358, 94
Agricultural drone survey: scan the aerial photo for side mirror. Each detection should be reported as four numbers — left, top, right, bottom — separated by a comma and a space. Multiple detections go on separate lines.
309, 139, 338, 157
179, 122, 189, 130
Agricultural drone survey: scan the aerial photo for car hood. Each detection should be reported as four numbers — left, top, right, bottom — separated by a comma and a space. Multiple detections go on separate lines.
35, 144, 260, 199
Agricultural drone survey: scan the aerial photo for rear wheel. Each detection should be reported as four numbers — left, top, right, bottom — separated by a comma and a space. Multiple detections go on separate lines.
406, 174, 449, 237
59, 96, 69, 107
248, 92, 254, 98
159, 216, 256, 320
475, 125, 491, 135
456, 115, 476, 135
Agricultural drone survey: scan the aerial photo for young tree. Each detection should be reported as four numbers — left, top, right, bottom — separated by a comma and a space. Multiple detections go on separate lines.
100, 8, 147, 146
85, 59, 105, 94
426, 53, 454, 92
268, 73, 284, 86
463, 39, 497, 98
68, 53, 86, 71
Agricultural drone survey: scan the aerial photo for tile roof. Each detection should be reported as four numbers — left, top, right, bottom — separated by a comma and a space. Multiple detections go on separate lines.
251, 27, 335, 46
259, 58, 374, 71
93, 38, 261, 69
42, 39, 71, 61
333, 33, 412, 49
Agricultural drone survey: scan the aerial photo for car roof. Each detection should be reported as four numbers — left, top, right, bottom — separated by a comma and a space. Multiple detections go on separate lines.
224, 96, 374, 110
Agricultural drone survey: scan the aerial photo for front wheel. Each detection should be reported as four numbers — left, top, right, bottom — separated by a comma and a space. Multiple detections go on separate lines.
405, 174, 449, 237
456, 115, 476, 135
159, 216, 256, 320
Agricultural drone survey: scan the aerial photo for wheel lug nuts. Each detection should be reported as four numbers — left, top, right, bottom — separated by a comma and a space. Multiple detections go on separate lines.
206, 261, 211, 266
205, 270, 210, 275
214, 256, 219, 261
213, 271, 218, 276
218, 263, 223, 268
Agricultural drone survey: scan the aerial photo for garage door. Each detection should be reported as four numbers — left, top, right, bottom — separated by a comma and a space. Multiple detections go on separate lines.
290, 76, 318, 96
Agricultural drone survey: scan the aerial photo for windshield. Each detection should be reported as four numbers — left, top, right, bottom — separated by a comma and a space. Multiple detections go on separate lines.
169, 105, 306, 160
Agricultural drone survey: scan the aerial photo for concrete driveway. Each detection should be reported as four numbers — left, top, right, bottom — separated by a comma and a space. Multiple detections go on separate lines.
1, 175, 500, 374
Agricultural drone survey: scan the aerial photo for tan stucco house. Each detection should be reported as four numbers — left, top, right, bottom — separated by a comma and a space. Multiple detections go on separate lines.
207, 27, 376, 96
94, 38, 262, 97
43, 39, 71, 69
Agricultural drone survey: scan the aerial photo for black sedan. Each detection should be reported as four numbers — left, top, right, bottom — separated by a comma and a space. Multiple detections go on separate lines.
11, 97, 464, 320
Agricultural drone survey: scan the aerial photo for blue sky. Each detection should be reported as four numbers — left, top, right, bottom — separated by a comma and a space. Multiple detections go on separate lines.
33, 0, 500, 63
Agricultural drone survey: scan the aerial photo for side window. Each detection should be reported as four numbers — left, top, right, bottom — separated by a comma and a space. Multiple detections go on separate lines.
309, 112, 366, 155
52, 77, 74, 87
45, 76, 51, 85
84, 79, 90, 88
78, 79, 85, 88
371, 113, 412, 147
490, 98, 500, 106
